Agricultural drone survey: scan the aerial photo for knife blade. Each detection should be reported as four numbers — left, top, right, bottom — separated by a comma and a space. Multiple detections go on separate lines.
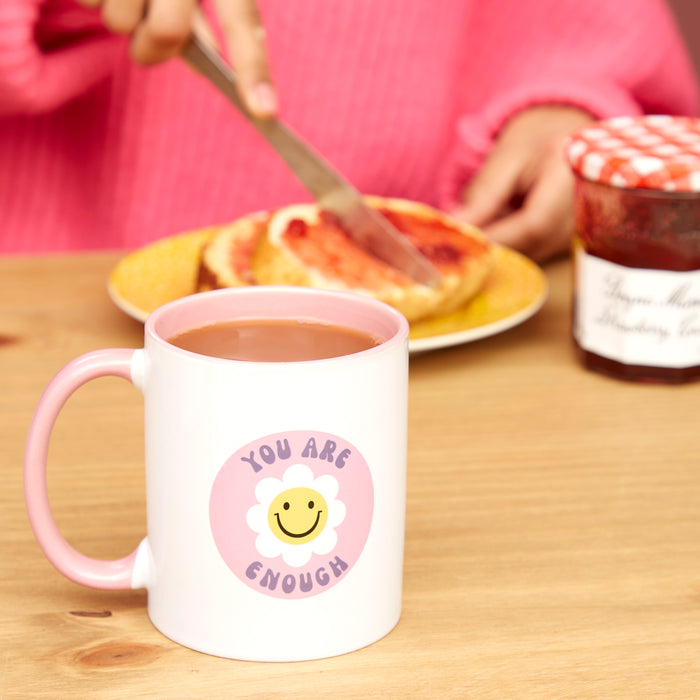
181, 32, 441, 287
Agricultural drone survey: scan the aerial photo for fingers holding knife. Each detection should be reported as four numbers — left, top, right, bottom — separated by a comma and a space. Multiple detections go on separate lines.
75, 0, 278, 119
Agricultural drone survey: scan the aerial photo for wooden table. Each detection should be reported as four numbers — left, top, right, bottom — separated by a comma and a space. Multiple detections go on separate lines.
2, 253, 700, 699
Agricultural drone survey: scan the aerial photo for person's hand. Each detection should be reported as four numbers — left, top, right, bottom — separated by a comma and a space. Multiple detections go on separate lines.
75, 0, 277, 118
453, 105, 594, 262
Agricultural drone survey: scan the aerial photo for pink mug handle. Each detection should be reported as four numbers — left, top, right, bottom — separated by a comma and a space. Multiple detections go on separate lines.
24, 348, 147, 590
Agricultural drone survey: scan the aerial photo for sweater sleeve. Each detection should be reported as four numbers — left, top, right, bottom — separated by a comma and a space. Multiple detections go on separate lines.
439, 0, 700, 207
0, 0, 124, 115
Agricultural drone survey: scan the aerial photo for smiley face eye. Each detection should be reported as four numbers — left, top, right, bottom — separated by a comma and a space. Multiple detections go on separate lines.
282, 500, 315, 511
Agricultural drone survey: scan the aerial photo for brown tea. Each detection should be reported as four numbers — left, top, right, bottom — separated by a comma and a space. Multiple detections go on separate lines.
167, 318, 381, 362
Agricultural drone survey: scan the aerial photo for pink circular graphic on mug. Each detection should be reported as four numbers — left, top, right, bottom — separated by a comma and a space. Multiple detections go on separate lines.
210, 430, 374, 599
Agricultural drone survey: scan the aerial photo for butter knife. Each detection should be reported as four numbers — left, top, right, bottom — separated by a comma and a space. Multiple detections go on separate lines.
181, 32, 440, 287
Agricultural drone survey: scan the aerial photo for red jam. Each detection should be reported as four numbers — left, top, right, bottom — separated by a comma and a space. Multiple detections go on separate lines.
378, 207, 486, 270
280, 204, 486, 288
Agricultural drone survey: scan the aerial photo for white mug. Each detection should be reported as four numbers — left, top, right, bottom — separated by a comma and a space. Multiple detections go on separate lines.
24, 286, 409, 661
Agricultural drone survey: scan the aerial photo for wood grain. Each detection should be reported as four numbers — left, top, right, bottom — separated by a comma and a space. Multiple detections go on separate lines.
2, 253, 700, 699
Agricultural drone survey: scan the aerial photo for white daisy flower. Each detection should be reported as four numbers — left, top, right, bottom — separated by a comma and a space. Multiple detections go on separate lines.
246, 463, 346, 567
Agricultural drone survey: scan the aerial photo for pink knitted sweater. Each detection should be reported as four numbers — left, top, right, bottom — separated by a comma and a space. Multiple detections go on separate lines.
1, 0, 698, 254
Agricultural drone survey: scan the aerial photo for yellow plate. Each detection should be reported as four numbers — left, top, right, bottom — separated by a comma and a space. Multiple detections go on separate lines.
107, 230, 548, 353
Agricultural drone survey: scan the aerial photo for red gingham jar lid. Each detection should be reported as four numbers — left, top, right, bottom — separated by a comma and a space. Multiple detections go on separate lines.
566, 115, 700, 192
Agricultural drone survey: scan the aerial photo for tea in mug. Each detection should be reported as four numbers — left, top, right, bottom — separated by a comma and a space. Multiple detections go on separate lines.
168, 318, 381, 362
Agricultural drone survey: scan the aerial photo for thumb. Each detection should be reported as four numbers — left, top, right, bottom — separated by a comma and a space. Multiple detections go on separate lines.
211, 0, 278, 118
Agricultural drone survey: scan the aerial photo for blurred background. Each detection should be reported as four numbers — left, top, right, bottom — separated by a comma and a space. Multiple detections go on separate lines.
669, 0, 700, 82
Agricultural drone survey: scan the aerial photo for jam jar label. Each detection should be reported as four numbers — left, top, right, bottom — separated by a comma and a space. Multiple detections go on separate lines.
575, 248, 700, 367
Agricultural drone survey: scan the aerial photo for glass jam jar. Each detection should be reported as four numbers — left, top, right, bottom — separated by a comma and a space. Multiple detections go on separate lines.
566, 115, 700, 383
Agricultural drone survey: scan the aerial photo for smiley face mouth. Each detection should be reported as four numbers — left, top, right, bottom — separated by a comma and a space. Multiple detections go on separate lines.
274, 510, 323, 539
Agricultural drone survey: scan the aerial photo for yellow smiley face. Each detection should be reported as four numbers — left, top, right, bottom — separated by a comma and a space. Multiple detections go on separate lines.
268, 487, 329, 545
